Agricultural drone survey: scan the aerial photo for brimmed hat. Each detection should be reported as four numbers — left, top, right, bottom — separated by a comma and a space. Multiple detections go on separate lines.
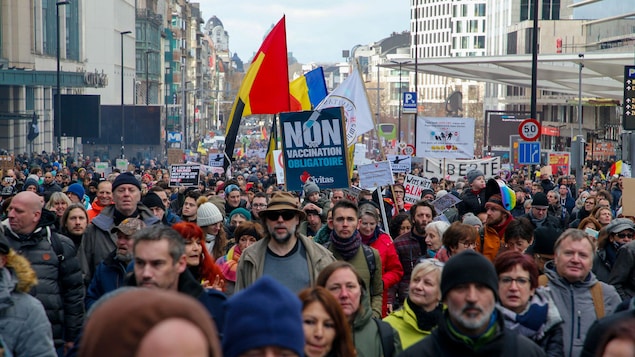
606, 218, 635, 235
110, 218, 146, 236
260, 192, 305, 220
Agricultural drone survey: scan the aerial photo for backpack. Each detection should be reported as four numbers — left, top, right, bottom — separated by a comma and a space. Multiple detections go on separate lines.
45, 227, 65, 263
538, 274, 605, 318
324, 242, 378, 295
373, 317, 395, 357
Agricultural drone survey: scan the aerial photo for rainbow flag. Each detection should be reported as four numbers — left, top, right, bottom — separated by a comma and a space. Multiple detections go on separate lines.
289, 67, 328, 111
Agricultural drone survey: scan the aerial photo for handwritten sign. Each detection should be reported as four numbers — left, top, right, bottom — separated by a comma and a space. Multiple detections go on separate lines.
403, 174, 431, 204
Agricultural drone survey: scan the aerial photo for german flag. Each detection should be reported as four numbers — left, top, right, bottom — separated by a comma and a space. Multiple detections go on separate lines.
224, 16, 289, 169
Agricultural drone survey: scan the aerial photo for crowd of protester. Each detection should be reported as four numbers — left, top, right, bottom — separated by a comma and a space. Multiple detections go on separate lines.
0, 150, 633, 356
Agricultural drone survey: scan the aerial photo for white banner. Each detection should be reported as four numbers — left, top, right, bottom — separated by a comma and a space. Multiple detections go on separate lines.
274, 150, 285, 185
415, 117, 475, 159
422, 157, 501, 181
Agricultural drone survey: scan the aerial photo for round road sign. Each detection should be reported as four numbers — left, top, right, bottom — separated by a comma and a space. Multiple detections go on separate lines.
519, 119, 541, 141
402, 144, 416, 156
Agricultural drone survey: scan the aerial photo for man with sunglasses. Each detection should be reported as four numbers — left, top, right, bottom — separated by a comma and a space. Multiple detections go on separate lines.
235, 191, 335, 293
608, 218, 635, 300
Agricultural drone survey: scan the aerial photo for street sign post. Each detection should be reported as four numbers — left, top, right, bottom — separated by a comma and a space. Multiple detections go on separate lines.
518, 118, 541, 141
403, 92, 417, 114
623, 66, 635, 130
518, 141, 541, 165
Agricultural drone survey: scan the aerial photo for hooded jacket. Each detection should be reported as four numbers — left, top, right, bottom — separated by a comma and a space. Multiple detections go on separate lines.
351, 288, 402, 357
608, 239, 635, 300
0, 252, 56, 357
1, 209, 85, 347
383, 298, 440, 349
399, 309, 546, 357
79, 203, 160, 286
544, 261, 621, 357
457, 188, 486, 217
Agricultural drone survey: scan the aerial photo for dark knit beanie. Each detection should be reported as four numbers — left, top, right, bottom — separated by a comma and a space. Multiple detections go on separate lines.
222, 276, 304, 357
466, 169, 484, 185
23, 178, 39, 192
441, 250, 499, 300
141, 192, 164, 209
484, 194, 509, 215
531, 192, 549, 207
112, 172, 141, 191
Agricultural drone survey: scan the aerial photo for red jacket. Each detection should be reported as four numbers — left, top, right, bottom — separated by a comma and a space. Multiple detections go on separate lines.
364, 231, 404, 317
87, 200, 111, 222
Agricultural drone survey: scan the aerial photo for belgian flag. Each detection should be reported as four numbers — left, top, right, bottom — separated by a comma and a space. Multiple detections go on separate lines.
224, 16, 290, 169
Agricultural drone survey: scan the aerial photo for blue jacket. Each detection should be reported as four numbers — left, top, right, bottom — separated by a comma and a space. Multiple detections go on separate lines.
84, 250, 128, 311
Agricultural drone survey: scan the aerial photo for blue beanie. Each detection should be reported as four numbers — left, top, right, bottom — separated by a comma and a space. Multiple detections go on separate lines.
222, 276, 304, 357
67, 183, 85, 199
23, 178, 39, 192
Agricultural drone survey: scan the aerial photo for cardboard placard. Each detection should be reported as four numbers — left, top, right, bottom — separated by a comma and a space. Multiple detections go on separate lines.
622, 178, 635, 217
0, 155, 13, 171
168, 148, 184, 165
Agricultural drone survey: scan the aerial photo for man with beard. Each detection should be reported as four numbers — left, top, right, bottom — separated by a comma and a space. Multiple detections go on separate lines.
392, 200, 437, 309
401, 250, 545, 357
84, 217, 145, 309
480, 191, 515, 262
235, 191, 335, 293
520, 192, 561, 230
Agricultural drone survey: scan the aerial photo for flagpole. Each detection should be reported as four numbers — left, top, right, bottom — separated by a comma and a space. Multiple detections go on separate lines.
355, 59, 387, 162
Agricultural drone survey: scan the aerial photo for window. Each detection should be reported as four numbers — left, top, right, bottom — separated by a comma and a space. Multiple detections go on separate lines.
469, 20, 478, 33
475, 3, 486, 17
474, 36, 485, 49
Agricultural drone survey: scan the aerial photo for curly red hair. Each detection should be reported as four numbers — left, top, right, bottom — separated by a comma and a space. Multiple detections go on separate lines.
172, 222, 223, 286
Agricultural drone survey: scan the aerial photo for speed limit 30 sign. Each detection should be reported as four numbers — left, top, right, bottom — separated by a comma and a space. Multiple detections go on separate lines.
518, 118, 541, 141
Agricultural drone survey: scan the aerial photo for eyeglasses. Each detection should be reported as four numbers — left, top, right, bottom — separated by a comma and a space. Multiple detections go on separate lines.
616, 232, 635, 239
263, 210, 296, 221
499, 276, 530, 286
252, 203, 267, 208
459, 241, 476, 248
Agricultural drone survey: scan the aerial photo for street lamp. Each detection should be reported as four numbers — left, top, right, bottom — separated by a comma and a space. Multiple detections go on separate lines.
120, 30, 132, 159
56, 0, 69, 155
390, 59, 409, 142
145, 49, 158, 105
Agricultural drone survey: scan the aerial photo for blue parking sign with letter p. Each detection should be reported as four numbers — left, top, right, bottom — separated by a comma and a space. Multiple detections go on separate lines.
403, 92, 417, 114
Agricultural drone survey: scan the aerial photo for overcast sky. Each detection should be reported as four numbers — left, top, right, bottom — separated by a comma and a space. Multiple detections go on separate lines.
198, 1, 410, 64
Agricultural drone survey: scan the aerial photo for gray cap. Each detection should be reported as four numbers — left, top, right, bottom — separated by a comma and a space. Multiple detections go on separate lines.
606, 218, 635, 235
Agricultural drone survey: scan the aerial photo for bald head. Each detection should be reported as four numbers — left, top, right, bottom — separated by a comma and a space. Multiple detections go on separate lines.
7, 191, 43, 234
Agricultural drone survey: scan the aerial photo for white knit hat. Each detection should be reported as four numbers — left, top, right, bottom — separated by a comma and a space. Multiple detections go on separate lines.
197, 202, 223, 227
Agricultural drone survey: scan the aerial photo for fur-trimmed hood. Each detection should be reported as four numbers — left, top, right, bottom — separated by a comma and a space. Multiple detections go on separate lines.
3, 250, 38, 293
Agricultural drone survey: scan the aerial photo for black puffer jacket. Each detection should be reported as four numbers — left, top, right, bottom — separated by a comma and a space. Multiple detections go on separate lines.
2, 209, 85, 347
457, 189, 486, 217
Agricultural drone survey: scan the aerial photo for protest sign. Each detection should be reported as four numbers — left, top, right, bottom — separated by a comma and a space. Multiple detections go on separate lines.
169, 164, 200, 187
416, 117, 475, 159
422, 157, 501, 181
280, 108, 350, 191
387, 155, 412, 173
403, 174, 431, 204
358, 161, 394, 189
